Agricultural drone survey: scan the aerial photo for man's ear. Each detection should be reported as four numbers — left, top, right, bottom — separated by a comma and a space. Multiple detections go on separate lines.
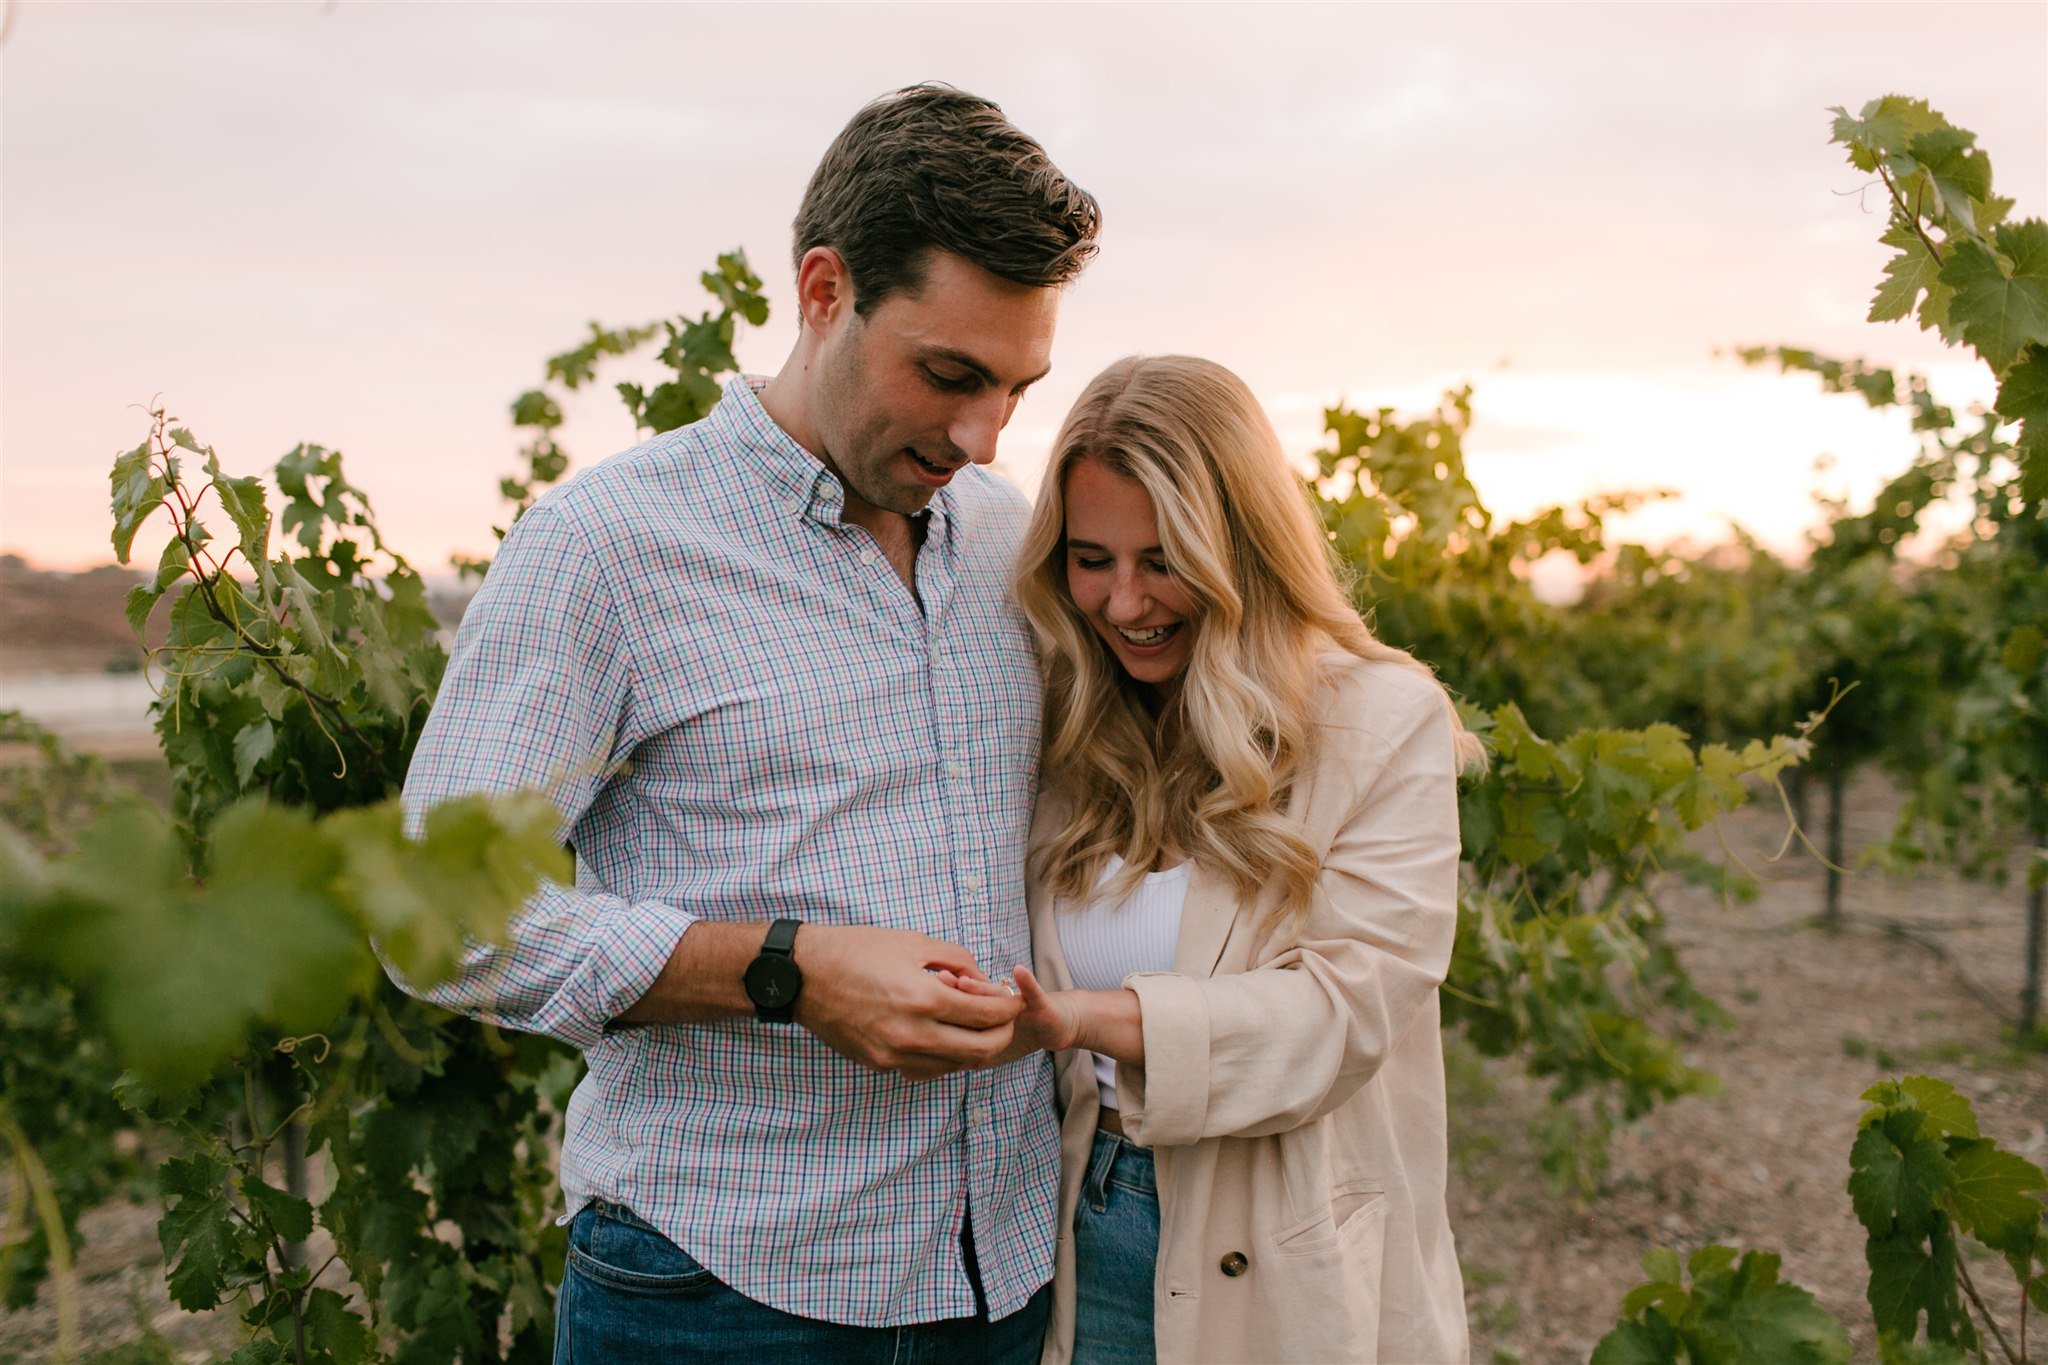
794, 247, 856, 336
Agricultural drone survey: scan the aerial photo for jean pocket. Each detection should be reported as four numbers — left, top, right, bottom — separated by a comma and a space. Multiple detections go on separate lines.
567, 1208, 719, 1294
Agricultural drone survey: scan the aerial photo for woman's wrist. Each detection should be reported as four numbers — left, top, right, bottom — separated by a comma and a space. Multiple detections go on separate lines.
1071, 988, 1144, 1064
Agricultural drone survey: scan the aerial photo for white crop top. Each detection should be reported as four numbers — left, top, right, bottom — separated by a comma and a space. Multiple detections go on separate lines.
1053, 855, 1190, 1111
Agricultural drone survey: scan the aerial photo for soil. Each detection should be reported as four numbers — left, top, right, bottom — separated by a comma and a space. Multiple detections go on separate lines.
1452, 772, 2048, 1365
2, 771, 2042, 1363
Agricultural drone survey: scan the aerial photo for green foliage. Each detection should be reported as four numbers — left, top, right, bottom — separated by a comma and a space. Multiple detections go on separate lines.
1590, 1244, 1851, 1364
0, 713, 138, 1317
2, 792, 567, 1092
457, 249, 768, 578
1830, 95, 2048, 502
1849, 1075, 2046, 1359
1594, 1073, 2043, 1364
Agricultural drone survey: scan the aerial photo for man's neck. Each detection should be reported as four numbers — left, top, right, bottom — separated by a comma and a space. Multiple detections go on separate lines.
759, 359, 926, 593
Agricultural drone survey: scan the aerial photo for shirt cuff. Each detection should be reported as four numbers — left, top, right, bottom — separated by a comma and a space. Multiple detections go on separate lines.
1117, 971, 1211, 1147
543, 899, 699, 1051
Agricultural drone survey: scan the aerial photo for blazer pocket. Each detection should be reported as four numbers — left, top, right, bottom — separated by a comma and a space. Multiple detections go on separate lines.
1271, 1181, 1387, 1259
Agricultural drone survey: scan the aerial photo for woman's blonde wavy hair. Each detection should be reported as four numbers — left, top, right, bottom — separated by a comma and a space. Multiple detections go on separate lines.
1016, 355, 1481, 927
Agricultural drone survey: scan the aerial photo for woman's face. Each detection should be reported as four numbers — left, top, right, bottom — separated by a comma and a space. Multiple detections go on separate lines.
1062, 457, 1200, 688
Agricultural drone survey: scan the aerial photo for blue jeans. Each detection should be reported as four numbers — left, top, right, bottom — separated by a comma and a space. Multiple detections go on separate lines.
1072, 1131, 1158, 1365
554, 1199, 1051, 1364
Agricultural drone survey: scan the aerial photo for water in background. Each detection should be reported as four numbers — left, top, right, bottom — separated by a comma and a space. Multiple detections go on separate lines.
1, 672, 158, 753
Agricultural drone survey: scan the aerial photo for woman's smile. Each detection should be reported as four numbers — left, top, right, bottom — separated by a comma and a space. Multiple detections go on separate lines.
1063, 458, 1199, 686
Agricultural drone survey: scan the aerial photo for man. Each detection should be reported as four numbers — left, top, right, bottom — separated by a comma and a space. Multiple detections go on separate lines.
394, 84, 1099, 1361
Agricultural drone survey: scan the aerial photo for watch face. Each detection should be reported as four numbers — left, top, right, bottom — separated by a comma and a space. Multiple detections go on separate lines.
745, 954, 802, 1009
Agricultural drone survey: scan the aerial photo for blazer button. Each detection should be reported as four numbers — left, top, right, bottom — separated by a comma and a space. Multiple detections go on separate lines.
1219, 1251, 1249, 1277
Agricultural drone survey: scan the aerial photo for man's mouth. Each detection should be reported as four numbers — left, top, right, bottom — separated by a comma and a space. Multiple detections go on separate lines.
1115, 623, 1181, 647
907, 449, 957, 483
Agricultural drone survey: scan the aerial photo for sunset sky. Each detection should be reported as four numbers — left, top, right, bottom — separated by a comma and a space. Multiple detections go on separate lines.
3, 2, 2044, 578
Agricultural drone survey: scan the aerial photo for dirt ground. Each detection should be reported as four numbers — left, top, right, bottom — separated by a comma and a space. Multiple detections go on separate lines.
2, 772, 2043, 1363
1453, 774, 2048, 1364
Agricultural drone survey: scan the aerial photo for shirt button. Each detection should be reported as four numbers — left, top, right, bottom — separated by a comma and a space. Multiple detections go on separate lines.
945, 760, 965, 779
859, 549, 878, 566
970, 1106, 991, 1126
962, 873, 984, 893
1219, 1251, 1249, 1277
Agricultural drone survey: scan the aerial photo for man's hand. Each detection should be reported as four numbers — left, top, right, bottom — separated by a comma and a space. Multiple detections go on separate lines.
934, 964, 1084, 1066
792, 925, 1024, 1080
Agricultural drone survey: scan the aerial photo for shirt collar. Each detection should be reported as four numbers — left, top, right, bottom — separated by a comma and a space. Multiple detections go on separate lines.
717, 375, 958, 544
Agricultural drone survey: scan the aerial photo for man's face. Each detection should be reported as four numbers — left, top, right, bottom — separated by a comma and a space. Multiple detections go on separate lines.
813, 251, 1059, 516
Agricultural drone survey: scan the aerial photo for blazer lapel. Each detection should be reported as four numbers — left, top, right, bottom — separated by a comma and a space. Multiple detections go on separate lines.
1172, 864, 1236, 980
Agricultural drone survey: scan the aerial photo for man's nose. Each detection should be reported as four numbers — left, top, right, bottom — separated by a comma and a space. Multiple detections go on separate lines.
948, 393, 1008, 466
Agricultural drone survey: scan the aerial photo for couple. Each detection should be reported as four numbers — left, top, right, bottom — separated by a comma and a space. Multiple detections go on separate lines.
397, 84, 1473, 1365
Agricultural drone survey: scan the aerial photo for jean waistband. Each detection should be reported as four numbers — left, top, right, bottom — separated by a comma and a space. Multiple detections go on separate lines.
581, 1196, 661, 1232
1084, 1128, 1157, 1204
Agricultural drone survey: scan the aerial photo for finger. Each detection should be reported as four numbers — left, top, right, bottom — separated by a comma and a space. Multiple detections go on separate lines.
917, 938, 989, 980
899, 1019, 1018, 1068
1014, 965, 1053, 1008
924, 983, 1023, 1029
945, 975, 1013, 999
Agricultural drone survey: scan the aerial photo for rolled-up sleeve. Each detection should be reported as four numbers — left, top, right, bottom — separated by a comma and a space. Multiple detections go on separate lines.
1116, 675, 1460, 1147
388, 499, 696, 1051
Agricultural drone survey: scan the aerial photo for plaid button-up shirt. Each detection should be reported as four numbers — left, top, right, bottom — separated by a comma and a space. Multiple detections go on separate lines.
399, 376, 1057, 1326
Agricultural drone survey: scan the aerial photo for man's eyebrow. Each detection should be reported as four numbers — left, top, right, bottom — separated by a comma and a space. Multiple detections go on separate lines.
921, 346, 1051, 390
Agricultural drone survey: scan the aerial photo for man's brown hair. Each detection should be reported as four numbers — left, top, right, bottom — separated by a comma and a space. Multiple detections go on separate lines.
793, 83, 1101, 314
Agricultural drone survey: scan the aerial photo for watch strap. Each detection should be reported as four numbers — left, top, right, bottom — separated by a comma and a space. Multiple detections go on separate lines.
761, 917, 800, 958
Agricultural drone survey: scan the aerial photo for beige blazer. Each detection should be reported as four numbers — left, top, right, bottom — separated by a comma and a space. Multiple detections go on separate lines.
1029, 654, 1469, 1365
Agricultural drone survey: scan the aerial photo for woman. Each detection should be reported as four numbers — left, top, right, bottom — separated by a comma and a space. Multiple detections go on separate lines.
963, 356, 1478, 1363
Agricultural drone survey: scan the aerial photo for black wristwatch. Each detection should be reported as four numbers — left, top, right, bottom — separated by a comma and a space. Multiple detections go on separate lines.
742, 919, 804, 1023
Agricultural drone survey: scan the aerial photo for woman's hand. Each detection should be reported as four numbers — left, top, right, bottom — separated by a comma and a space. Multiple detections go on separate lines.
933, 965, 1086, 1062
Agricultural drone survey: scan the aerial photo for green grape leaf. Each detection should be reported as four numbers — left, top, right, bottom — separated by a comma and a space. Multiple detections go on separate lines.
1942, 1138, 2045, 1255
1640, 1245, 1684, 1287
205, 453, 272, 585
1850, 1110, 1956, 1233
240, 1174, 314, 1243
155, 535, 191, 591
337, 791, 570, 986
1905, 128, 1992, 234
1861, 1074, 1980, 1139
1870, 222, 1947, 325
1938, 222, 2048, 372
1590, 1311, 1681, 1365
158, 1153, 258, 1311
1700, 1252, 1850, 1365
509, 389, 563, 430
110, 439, 165, 563
1866, 1224, 1972, 1347
301, 1286, 376, 1364
1991, 342, 2048, 501
232, 719, 276, 788
125, 581, 165, 635
1830, 96, 1944, 172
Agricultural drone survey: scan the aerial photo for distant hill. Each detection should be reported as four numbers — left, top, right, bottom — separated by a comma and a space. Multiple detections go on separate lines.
0, 554, 151, 676
0, 555, 477, 677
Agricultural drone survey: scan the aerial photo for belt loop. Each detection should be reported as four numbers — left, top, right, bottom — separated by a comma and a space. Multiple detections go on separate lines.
1084, 1133, 1120, 1213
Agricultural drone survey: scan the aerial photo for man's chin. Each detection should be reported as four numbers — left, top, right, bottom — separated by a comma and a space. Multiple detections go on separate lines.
845, 478, 936, 519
